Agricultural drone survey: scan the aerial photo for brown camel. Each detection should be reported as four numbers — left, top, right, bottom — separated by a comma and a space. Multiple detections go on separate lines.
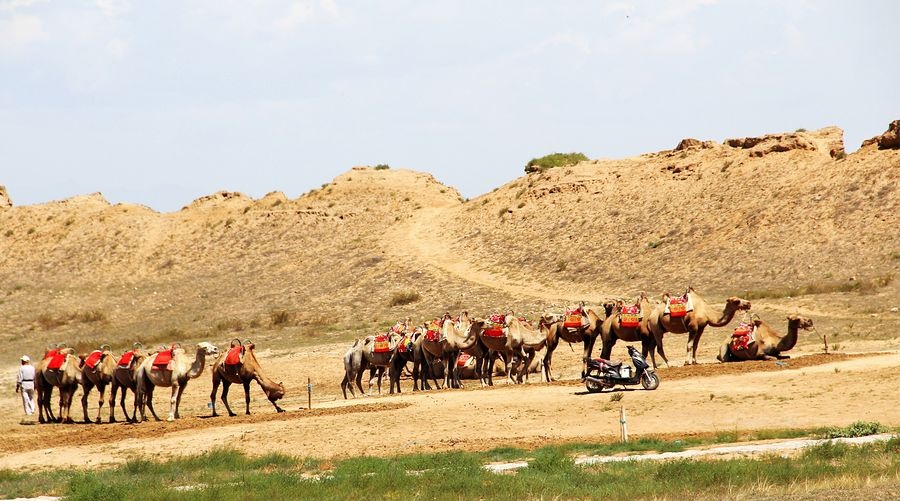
539, 303, 612, 381
109, 345, 148, 423
648, 287, 752, 365
35, 347, 81, 424
210, 341, 285, 416
477, 314, 547, 385
718, 315, 815, 362
362, 331, 403, 395
135, 342, 219, 422
598, 293, 664, 368
79, 346, 117, 424
389, 329, 432, 394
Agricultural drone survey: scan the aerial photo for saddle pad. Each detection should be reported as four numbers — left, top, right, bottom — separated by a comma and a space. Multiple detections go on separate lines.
117, 351, 135, 368
47, 352, 67, 370
489, 313, 506, 325
731, 324, 755, 351
563, 314, 584, 328
398, 336, 414, 353
84, 350, 103, 369
425, 330, 441, 342
153, 350, 173, 367
225, 346, 243, 366
483, 326, 505, 338
667, 297, 688, 318
456, 352, 472, 367
620, 305, 641, 328
373, 341, 391, 353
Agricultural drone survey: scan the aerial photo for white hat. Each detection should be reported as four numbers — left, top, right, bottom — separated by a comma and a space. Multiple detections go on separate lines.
21, 355, 30, 362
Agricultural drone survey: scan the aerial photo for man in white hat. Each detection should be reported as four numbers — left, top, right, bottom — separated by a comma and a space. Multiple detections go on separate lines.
15, 355, 36, 422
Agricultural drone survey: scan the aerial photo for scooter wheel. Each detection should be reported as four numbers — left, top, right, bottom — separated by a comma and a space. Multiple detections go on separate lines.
585, 379, 604, 393
641, 372, 660, 390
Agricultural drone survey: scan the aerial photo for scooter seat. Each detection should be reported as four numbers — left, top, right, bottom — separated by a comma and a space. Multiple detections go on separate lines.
593, 358, 621, 368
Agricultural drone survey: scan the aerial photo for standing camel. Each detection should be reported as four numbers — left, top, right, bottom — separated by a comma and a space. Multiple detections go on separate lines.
539, 303, 612, 381
718, 315, 814, 362
135, 342, 219, 422
35, 347, 81, 424
209, 341, 285, 416
648, 287, 751, 365
362, 331, 403, 395
341, 338, 368, 399
389, 329, 430, 394
598, 293, 664, 368
79, 346, 116, 424
420, 312, 481, 389
503, 316, 549, 384
109, 344, 147, 423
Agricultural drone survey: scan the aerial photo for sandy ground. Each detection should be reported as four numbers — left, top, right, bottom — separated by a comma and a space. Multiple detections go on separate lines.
1, 340, 898, 471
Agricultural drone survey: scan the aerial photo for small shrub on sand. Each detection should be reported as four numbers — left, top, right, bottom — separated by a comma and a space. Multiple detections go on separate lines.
388, 290, 420, 307
524, 152, 588, 173
374, 164, 390, 170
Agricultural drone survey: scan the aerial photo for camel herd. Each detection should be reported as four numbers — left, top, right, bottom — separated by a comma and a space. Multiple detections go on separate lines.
29, 288, 815, 424
32, 339, 285, 424
341, 287, 815, 398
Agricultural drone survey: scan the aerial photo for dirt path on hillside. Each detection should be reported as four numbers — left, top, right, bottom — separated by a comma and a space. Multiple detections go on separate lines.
386, 205, 607, 302
1, 348, 897, 471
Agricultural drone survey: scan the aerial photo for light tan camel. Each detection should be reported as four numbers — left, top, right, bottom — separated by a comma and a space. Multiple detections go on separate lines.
503, 315, 550, 384
35, 348, 81, 424
538, 304, 611, 381
135, 342, 219, 422
210, 342, 285, 416
598, 293, 664, 368
648, 287, 752, 365
341, 337, 368, 399
420, 312, 482, 389
718, 315, 815, 362
79, 346, 117, 424
362, 331, 403, 395
109, 347, 148, 423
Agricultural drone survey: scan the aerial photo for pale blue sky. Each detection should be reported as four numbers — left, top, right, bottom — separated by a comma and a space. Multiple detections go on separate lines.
1, 1, 897, 212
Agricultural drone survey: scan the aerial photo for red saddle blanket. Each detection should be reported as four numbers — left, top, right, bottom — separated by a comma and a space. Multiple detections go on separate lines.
620, 305, 641, 328
731, 324, 754, 351
483, 326, 505, 337
117, 351, 135, 367
667, 297, 688, 318
457, 352, 472, 367
425, 330, 441, 342
225, 346, 243, 366
397, 336, 413, 353
373, 335, 391, 353
83, 350, 103, 369
489, 314, 506, 325
564, 314, 584, 329
47, 352, 67, 370
153, 350, 173, 367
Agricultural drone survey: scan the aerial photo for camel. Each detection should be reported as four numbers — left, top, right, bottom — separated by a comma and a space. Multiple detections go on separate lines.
420, 312, 482, 389
109, 345, 148, 423
135, 342, 219, 422
598, 293, 664, 368
340, 331, 402, 398
648, 287, 752, 365
718, 315, 815, 362
539, 303, 612, 381
79, 346, 117, 424
477, 314, 548, 385
341, 338, 368, 399
388, 329, 431, 394
210, 341, 285, 416
35, 347, 81, 424
362, 331, 404, 395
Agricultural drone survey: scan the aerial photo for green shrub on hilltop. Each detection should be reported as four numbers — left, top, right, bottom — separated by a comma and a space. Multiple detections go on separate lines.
524, 152, 589, 173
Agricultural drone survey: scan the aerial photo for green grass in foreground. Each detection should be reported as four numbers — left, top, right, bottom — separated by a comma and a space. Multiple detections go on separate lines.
1, 432, 897, 500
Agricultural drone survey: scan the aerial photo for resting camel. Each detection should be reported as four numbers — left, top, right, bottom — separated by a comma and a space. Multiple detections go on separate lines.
598, 293, 664, 368
35, 347, 81, 424
648, 287, 752, 365
135, 342, 219, 422
718, 315, 815, 362
210, 342, 285, 416
79, 346, 116, 424
109, 346, 147, 423
420, 312, 482, 389
539, 303, 612, 381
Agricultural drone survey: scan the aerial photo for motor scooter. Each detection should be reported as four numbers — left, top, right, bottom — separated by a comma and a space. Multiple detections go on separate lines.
584, 345, 659, 393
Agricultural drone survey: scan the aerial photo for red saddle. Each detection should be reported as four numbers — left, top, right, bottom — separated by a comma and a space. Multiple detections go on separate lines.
620, 305, 641, 328
489, 313, 506, 325
47, 352, 67, 370
397, 336, 413, 353
731, 324, 754, 351
83, 350, 103, 369
425, 330, 441, 342
373, 334, 391, 353
153, 350, 173, 368
456, 353, 472, 367
117, 351, 136, 367
225, 346, 243, 366
483, 326, 505, 337
668, 296, 688, 318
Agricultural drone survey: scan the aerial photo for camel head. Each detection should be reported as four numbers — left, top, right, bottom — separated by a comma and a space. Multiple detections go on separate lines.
265, 381, 286, 403
725, 297, 752, 312
788, 315, 814, 330
197, 341, 219, 361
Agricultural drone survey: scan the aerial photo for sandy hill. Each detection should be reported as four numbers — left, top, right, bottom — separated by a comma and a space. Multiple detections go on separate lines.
0, 123, 898, 362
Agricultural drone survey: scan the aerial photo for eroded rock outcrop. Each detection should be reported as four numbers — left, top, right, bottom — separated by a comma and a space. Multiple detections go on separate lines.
0, 186, 11, 209
861, 120, 900, 149
725, 132, 817, 157
674, 138, 717, 151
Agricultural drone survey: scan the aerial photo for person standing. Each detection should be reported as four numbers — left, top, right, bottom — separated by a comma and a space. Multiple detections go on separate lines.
16, 355, 36, 422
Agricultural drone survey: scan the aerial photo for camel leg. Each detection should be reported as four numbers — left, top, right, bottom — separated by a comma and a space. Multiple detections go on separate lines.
354, 364, 366, 396
109, 381, 119, 423
81, 379, 95, 424
691, 325, 706, 365
172, 384, 187, 420
641, 337, 657, 370
210, 372, 221, 416
221, 380, 236, 416
543, 340, 557, 383
94, 382, 107, 424
145, 385, 161, 421
582, 336, 598, 379
243, 381, 252, 415
61, 388, 75, 424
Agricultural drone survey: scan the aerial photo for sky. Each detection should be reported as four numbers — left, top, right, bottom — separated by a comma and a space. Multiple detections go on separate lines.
1, 1, 898, 212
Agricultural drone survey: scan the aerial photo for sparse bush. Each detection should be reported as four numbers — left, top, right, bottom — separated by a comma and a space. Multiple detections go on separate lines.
272, 199, 283, 207
647, 240, 662, 249
64, 217, 75, 227
37, 313, 66, 330
610, 392, 623, 402
517, 202, 526, 209
834, 150, 847, 160
796, 128, 807, 132
388, 290, 420, 307
27, 227, 35, 235
269, 309, 292, 327
215, 318, 245, 332
224, 217, 235, 228
374, 164, 390, 170
4, 229, 12, 237
242, 206, 251, 214
822, 421, 886, 439
74, 310, 106, 323
498, 207, 508, 218
555, 260, 568, 272
743, 274, 894, 299
524, 152, 589, 173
